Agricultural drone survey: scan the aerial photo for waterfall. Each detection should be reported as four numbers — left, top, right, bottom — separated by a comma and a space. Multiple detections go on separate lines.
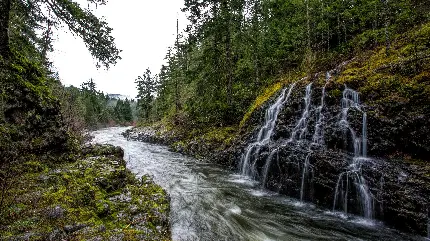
289, 83, 313, 142
362, 113, 367, 157
333, 86, 373, 219
312, 72, 330, 145
261, 83, 312, 188
300, 73, 331, 201
299, 153, 312, 202
240, 83, 296, 178
241, 77, 373, 220
261, 150, 277, 188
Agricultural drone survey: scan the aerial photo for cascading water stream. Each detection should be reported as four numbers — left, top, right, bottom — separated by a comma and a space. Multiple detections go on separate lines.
241, 77, 372, 219
312, 72, 331, 145
290, 83, 313, 142
241, 83, 296, 178
300, 73, 331, 202
261, 83, 312, 189
362, 112, 367, 157
92, 127, 420, 240
333, 86, 373, 219
261, 150, 278, 188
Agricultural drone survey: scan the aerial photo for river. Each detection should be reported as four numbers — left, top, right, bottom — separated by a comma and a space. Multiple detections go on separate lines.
92, 127, 423, 241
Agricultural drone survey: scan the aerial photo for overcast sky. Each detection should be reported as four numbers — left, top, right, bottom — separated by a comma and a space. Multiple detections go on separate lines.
49, 0, 188, 99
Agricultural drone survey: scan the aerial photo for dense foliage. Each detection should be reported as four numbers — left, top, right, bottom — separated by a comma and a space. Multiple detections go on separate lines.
63, 79, 135, 129
135, 68, 157, 122
0, 0, 123, 221
0, 0, 121, 67
141, 0, 429, 127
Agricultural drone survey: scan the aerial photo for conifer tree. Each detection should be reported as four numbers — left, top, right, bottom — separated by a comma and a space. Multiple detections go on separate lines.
135, 68, 155, 121
0, 0, 121, 67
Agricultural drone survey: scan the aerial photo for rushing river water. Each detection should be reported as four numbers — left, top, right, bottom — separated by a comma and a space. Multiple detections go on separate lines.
92, 127, 424, 241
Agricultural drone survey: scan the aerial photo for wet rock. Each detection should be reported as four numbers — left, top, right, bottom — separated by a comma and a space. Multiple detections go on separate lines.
48, 229, 66, 241
46, 206, 65, 220
63, 223, 87, 234
12, 232, 40, 241
108, 233, 124, 241
81, 144, 124, 159
88, 237, 103, 241
129, 204, 139, 214
38, 174, 49, 183
99, 225, 106, 232
109, 192, 132, 203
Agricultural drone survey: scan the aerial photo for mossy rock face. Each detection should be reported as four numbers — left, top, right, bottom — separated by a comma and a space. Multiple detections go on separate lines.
334, 23, 430, 160
81, 144, 125, 159
0, 144, 171, 240
229, 22, 430, 236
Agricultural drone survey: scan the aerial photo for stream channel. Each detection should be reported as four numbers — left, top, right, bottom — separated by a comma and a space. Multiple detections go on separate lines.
92, 127, 424, 241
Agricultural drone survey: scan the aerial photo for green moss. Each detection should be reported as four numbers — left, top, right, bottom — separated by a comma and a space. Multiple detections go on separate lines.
22, 160, 46, 173
200, 126, 237, 146
240, 82, 283, 128
335, 22, 430, 106
0, 145, 171, 240
239, 71, 306, 128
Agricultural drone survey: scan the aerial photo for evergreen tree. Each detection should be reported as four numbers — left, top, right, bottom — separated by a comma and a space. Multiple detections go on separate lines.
0, 0, 121, 68
135, 68, 156, 121
123, 99, 133, 122
114, 99, 124, 122
149, 0, 426, 127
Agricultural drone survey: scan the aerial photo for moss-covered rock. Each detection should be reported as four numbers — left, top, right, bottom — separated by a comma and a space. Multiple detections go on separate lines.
0, 144, 171, 240
230, 22, 430, 236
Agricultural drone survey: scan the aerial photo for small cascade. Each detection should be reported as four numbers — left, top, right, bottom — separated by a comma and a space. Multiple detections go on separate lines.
240, 83, 296, 178
299, 153, 311, 201
261, 83, 312, 188
427, 210, 430, 240
300, 73, 331, 201
362, 113, 367, 157
261, 150, 278, 188
289, 83, 313, 142
312, 72, 331, 145
333, 86, 373, 219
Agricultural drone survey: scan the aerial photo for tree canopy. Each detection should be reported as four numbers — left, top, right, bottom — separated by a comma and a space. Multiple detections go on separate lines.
137, 0, 428, 127
0, 0, 121, 68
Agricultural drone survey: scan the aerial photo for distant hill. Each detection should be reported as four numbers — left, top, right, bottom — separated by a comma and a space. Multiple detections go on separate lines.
107, 94, 131, 100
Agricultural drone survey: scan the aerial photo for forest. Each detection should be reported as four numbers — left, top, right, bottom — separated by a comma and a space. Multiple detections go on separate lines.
137, 0, 429, 128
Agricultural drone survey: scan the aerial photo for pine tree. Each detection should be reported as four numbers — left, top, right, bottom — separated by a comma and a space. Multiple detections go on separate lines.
135, 68, 155, 121
123, 99, 133, 122
0, 0, 121, 67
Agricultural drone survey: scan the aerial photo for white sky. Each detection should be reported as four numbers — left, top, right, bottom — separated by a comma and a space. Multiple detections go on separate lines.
49, 0, 188, 99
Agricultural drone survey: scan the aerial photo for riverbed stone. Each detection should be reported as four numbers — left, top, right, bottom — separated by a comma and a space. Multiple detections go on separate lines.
0, 143, 171, 240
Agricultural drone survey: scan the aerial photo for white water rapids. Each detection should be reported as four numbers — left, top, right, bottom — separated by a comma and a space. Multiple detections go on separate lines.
91, 127, 423, 241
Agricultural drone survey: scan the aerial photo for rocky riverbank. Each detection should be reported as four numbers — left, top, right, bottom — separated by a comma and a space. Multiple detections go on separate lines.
123, 124, 242, 167
0, 144, 171, 240
125, 89, 429, 238
124, 22, 430, 238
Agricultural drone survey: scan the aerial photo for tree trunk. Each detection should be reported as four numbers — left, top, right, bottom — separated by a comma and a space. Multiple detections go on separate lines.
222, 0, 232, 108
226, 31, 232, 107
306, 0, 310, 49
0, 0, 11, 59
175, 18, 180, 113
